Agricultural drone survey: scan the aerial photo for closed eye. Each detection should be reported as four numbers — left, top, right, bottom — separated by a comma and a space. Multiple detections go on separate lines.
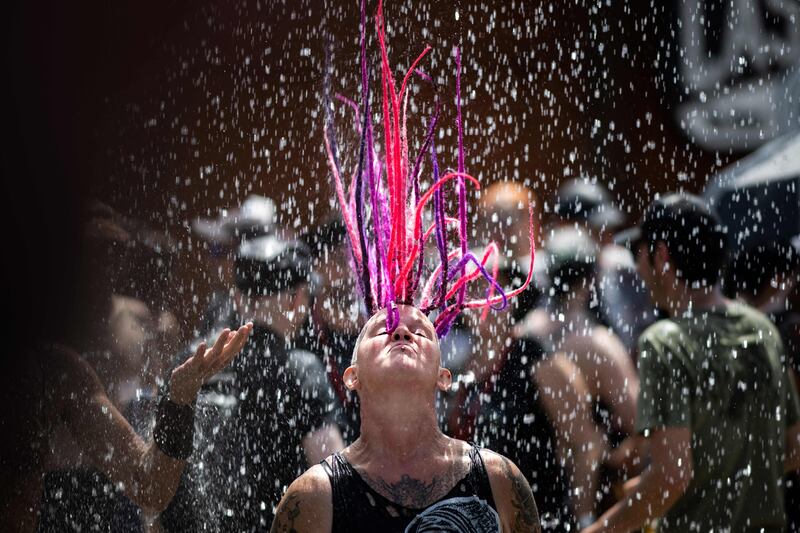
414, 330, 428, 338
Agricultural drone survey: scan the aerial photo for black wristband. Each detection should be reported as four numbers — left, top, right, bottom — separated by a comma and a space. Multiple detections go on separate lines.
153, 394, 195, 460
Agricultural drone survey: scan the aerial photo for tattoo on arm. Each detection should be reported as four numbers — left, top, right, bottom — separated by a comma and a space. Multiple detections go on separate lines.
502, 458, 541, 533
271, 493, 302, 533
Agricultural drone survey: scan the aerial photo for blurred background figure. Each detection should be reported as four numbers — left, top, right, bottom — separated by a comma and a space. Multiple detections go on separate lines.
476, 180, 543, 320
517, 226, 641, 521
191, 194, 277, 336
39, 204, 183, 533
553, 178, 625, 247
436, 181, 542, 413
552, 177, 656, 354
299, 216, 363, 443
0, 203, 252, 533
162, 232, 343, 531
586, 193, 800, 533
725, 238, 800, 532
443, 258, 600, 532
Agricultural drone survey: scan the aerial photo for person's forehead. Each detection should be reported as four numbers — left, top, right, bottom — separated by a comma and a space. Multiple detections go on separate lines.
366, 305, 434, 329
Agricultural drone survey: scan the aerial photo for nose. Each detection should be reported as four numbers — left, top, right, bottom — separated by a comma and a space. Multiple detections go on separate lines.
392, 326, 412, 342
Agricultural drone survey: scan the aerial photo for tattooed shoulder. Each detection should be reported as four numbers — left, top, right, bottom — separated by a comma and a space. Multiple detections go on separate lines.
271, 492, 302, 533
500, 456, 541, 533
270, 465, 331, 533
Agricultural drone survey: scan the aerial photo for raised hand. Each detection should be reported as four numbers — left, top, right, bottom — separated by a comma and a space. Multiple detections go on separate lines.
169, 323, 253, 405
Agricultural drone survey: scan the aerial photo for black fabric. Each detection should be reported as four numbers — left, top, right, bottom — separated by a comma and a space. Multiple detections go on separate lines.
37, 394, 154, 533
323, 444, 499, 533
771, 310, 800, 533
38, 469, 144, 533
457, 338, 574, 532
153, 394, 195, 460
296, 322, 361, 443
161, 324, 339, 532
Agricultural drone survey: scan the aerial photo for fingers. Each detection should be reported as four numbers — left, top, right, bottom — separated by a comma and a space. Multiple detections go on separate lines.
192, 341, 208, 362
203, 328, 231, 362
207, 323, 253, 376
176, 340, 207, 371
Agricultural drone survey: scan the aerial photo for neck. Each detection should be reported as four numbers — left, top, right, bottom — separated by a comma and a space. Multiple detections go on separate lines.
667, 283, 727, 316
354, 388, 448, 468
746, 284, 790, 314
553, 291, 590, 319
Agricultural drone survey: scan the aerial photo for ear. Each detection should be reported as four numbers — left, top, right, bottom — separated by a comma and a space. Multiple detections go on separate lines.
436, 367, 452, 392
297, 284, 310, 303
233, 291, 245, 312
654, 241, 671, 274
775, 271, 796, 294
343, 365, 359, 391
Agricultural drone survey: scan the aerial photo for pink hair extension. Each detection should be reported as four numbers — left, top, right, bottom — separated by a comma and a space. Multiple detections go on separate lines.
323, 0, 536, 336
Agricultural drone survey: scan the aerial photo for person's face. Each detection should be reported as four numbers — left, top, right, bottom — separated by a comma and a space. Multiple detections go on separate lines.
235, 285, 310, 332
314, 244, 359, 332
207, 242, 236, 284
344, 304, 450, 394
636, 240, 671, 310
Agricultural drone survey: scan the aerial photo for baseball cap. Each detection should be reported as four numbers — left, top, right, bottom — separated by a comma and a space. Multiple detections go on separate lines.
555, 178, 625, 232
192, 195, 278, 245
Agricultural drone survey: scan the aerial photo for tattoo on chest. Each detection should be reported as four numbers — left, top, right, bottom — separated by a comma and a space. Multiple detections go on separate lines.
358, 463, 466, 509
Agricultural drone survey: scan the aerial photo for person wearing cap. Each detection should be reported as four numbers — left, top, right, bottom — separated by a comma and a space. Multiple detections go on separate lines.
583, 193, 800, 533
553, 178, 625, 246
298, 217, 364, 443
553, 177, 655, 354
516, 227, 640, 529
191, 194, 278, 336
161, 233, 344, 531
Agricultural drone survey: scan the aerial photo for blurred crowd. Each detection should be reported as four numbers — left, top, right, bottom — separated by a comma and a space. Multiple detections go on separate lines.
6, 175, 800, 532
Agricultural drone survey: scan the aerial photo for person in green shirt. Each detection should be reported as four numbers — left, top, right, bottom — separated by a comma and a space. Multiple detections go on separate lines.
582, 193, 800, 533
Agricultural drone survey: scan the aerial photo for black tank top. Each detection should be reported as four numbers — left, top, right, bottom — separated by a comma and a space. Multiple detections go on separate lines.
321, 444, 500, 532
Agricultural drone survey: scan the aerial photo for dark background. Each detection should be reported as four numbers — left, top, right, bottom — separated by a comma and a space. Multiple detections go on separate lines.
2, 0, 750, 357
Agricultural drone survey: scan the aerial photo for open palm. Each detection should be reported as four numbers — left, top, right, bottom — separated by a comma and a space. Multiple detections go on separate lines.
169, 323, 253, 405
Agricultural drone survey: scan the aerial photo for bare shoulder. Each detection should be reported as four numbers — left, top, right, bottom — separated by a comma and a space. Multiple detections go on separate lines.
271, 463, 332, 533
589, 325, 629, 358
514, 308, 552, 340
479, 449, 541, 533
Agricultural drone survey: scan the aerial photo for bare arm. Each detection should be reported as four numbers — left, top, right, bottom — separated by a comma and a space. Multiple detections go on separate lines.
303, 424, 345, 465
270, 464, 332, 533
582, 427, 693, 533
481, 450, 541, 533
534, 354, 606, 521
561, 329, 639, 435
54, 325, 251, 512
